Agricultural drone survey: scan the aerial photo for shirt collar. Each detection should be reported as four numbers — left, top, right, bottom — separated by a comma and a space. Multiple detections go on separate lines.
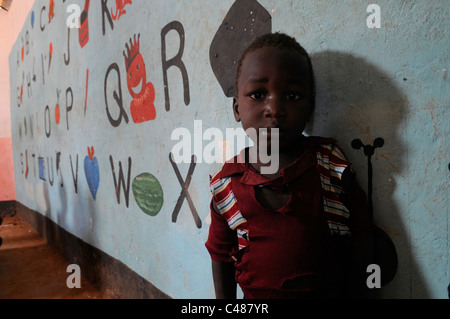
219, 136, 324, 187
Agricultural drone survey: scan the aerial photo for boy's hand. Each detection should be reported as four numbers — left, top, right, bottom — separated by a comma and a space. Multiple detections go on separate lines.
212, 260, 237, 299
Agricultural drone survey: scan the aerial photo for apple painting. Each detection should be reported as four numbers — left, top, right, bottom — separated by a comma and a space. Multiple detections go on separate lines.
84, 146, 100, 200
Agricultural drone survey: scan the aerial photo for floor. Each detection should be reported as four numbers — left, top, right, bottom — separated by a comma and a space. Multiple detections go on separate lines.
0, 205, 107, 299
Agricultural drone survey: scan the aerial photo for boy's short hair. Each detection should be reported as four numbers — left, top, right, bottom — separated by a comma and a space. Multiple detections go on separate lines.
235, 32, 316, 111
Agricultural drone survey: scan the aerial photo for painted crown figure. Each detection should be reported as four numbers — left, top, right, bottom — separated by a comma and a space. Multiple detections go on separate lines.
123, 34, 157, 123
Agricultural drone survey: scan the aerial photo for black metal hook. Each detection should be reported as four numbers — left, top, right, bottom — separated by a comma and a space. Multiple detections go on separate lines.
351, 137, 385, 217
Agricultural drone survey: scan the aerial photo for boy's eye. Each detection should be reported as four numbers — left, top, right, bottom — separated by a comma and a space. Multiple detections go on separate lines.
249, 92, 266, 100
286, 92, 303, 101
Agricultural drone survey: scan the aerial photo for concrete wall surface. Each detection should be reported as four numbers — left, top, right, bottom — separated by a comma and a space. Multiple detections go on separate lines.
8, 0, 449, 298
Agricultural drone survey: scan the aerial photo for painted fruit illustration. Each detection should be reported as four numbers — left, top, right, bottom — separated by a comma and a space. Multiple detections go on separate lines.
132, 173, 163, 216
84, 146, 100, 200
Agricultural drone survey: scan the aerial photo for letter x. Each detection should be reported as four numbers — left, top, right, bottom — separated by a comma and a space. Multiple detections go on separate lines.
169, 153, 202, 229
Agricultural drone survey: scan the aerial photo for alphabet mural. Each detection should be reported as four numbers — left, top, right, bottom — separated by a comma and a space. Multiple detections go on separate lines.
123, 34, 157, 123
78, 0, 90, 48
8, 0, 448, 299
13, 1, 169, 217
84, 146, 99, 200
169, 153, 201, 229
111, 0, 131, 21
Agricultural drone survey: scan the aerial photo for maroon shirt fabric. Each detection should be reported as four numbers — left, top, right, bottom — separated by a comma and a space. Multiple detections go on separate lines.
206, 137, 372, 298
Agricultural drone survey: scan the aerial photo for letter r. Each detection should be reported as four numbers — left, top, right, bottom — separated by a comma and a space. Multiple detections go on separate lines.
161, 21, 190, 111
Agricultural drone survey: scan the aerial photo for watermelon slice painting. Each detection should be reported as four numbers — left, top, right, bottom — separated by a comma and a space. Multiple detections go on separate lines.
132, 173, 164, 216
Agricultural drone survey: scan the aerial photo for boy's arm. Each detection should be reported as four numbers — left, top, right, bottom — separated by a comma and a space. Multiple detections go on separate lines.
212, 260, 237, 299
206, 200, 238, 299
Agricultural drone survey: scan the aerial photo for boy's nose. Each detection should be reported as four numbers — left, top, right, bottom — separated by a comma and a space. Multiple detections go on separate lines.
264, 97, 285, 119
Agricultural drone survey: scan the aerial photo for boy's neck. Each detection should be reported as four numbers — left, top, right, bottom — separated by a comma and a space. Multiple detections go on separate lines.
247, 136, 306, 179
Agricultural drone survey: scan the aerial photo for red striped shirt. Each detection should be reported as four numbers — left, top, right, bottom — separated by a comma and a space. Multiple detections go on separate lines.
205, 136, 372, 298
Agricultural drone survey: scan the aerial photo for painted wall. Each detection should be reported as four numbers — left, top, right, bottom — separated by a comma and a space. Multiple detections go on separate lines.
9, 0, 448, 298
0, 0, 35, 201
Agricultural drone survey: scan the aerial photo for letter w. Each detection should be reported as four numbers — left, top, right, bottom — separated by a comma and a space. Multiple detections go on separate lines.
109, 155, 132, 207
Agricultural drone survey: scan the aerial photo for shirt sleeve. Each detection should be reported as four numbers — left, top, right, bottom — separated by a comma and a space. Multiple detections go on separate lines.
205, 199, 237, 263
341, 167, 373, 241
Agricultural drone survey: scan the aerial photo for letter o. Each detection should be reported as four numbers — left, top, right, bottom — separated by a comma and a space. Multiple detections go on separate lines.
44, 105, 51, 137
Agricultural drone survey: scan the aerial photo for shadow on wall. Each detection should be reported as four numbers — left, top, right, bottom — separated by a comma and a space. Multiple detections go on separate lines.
306, 51, 429, 298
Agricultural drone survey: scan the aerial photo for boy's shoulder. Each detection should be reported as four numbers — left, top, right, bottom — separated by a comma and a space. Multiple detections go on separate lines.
209, 149, 249, 185
305, 135, 349, 162
209, 160, 242, 186
304, 135, 336, 147
209, 168, 226, 186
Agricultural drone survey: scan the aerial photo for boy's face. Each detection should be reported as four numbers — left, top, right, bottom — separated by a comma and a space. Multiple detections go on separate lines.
233, 46, 312, 151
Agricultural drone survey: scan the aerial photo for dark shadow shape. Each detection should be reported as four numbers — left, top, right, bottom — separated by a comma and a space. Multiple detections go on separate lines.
351, 137, 398, 287
307, 51, 428, 298
209, 0, 272, 97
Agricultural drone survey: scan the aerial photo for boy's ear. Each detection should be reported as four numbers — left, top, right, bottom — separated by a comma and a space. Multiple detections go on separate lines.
232, 96, 241, 122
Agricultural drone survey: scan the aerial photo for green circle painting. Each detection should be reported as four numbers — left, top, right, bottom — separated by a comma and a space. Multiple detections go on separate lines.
132, 173, 164, 216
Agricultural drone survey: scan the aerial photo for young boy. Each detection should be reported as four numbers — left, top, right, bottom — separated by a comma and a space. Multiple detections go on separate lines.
205, 33, 373, 299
